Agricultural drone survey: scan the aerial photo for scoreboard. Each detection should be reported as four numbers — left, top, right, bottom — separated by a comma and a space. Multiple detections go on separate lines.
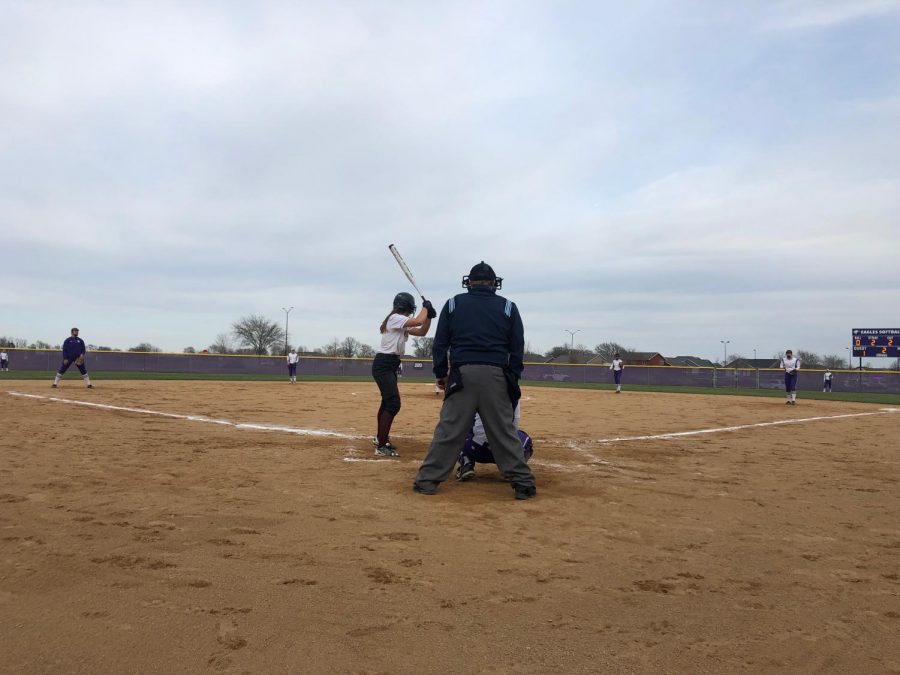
852, 328, 900, 358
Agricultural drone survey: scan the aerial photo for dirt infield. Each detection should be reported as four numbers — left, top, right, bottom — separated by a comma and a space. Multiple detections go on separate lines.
1, 380, 898, 673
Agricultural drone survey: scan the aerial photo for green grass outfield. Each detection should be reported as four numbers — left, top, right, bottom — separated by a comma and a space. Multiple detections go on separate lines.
3, 370, 899, 406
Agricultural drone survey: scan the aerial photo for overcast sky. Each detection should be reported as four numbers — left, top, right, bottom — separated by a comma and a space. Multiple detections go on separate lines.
2, 0, 899, 364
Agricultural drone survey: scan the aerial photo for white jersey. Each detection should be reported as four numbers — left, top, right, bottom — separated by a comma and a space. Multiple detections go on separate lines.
823, 370, 833, 381
780, 357, 799, 373
610, 358, 624, 371
377, 314, 410, 356
472, 402, 521, 445
287, 352, 299, 364
0, 351, 7, 361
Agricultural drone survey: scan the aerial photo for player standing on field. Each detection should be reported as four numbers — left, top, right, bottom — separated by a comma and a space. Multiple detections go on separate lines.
413, 261, 536, 499
823, 369, 833, 392
52, 328, 92, 389
287, 348, 299, 383
780, 349, 800, 405
371, 292, 435, 456
610, 353, 624, 393
0, 348, 8, 371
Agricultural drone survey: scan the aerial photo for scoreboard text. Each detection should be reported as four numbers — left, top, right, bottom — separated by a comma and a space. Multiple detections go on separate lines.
851, 328, 900, 358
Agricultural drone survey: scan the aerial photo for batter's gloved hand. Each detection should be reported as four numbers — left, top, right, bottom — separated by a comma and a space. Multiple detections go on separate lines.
422, 299, 437, 319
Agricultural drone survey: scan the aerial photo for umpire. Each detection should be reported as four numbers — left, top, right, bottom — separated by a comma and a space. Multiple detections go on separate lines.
413, 261, 536, 500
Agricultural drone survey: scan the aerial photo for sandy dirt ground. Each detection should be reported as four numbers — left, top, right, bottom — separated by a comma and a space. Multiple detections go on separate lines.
1, 380, 899, 674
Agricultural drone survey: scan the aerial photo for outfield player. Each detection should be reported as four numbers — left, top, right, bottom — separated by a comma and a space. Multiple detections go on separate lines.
610, 353, 624, 393
456, 402, 533, 481
413, 261, 536, 500
823, 369, 833, 392
287, 348, 299, 383
52, 328, 93, 388
0, 348, 8, 371
780, 349, 800, 404
371, 292, 435, 456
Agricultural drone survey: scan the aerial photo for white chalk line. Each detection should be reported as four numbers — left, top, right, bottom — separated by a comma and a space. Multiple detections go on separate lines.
11, 391, 895, 472
8, 391, 360, 439
590, 409, 898, 444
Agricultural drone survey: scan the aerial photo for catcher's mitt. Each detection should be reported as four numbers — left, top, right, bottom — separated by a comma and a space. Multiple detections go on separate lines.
74, 355, 85, 366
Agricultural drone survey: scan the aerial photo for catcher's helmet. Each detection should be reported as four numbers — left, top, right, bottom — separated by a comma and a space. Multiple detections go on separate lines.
393, 292, 416, 313
462, 261, 502, 290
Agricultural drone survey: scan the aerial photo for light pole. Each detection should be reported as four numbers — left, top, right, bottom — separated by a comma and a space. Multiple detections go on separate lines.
282, 306, 294, 356
720, 340, 730, 366
565, 329, 581, 360
753, 348, 758, 389
845, 347, 851, 369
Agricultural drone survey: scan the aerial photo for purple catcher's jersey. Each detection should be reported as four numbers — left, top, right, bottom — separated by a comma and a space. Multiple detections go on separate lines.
459, 429, 533, 465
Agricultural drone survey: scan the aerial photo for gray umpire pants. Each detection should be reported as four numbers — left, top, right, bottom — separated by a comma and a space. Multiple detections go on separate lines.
414, 364, 535, 490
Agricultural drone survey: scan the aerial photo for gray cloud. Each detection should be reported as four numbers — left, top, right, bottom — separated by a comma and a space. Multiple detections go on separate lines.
2, 1, 898, 362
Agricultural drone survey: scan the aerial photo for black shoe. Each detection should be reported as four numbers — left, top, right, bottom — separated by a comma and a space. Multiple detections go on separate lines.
456, 462, 475, 482
514, 485, 537, 500
87, 384, 93, 389
413, 481, 437, 495
374, 444, 399, 457
51, 383, 57, 388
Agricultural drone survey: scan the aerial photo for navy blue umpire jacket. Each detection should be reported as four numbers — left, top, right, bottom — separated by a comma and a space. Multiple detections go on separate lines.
62, 337, 86, 361
432, 286, 525, 379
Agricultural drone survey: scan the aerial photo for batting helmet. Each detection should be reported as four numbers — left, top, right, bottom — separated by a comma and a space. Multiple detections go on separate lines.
462, 261, 503, 290
393, 292, 416, 313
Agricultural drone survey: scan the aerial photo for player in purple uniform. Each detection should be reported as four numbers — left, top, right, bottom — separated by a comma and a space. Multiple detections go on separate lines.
52, 328, 93, 388
780, 349, 799, 404
456, 407, 534, 482
609, 353, 624, 393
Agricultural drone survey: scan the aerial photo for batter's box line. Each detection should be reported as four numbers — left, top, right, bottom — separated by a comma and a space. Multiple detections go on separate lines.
588, 409, 898, 445
8, 391, 362, 440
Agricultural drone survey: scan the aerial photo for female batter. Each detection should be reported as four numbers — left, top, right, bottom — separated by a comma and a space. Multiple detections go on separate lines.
371, 292, 435, 456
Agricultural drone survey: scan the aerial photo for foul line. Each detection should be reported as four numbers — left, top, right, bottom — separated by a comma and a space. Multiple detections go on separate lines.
8, 391, 360, 439
592, 409, 898, 444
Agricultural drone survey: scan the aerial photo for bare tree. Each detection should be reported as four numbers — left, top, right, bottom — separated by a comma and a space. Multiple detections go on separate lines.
593, 342, 632, 362
339, 337, 362, 358
821, 354, 845, 369
412, 337, 434, 358
544, 344, 570, 359
183, 346, 197, 354
321, 338, 342, 357
209, 333, 236, 354
232, 315, 285, 355
797, 350, 822, 368
129, 343, 162, 352
357, 344, 376, 358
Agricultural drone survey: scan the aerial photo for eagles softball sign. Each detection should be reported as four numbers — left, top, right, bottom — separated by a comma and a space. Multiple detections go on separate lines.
851, 328, 900, 358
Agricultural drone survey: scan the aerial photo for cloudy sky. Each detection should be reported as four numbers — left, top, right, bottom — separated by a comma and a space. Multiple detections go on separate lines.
2, 0, 899, 364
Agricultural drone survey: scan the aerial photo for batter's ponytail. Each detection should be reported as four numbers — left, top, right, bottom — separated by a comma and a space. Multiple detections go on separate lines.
380, 312, 396, 334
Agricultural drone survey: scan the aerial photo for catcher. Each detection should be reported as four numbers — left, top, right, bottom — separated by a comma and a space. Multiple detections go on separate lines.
52, 327, 93, 389
456, 402, 533, 482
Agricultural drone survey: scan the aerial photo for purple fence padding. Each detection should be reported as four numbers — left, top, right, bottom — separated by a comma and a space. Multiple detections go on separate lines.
2, 349, 898, 394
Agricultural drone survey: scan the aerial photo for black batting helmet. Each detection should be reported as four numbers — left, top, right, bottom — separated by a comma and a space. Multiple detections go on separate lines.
462, 261, 503, 290
392, 292, 416, 313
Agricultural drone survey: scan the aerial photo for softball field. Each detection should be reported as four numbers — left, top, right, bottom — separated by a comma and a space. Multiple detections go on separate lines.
1, 381, 898, 673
